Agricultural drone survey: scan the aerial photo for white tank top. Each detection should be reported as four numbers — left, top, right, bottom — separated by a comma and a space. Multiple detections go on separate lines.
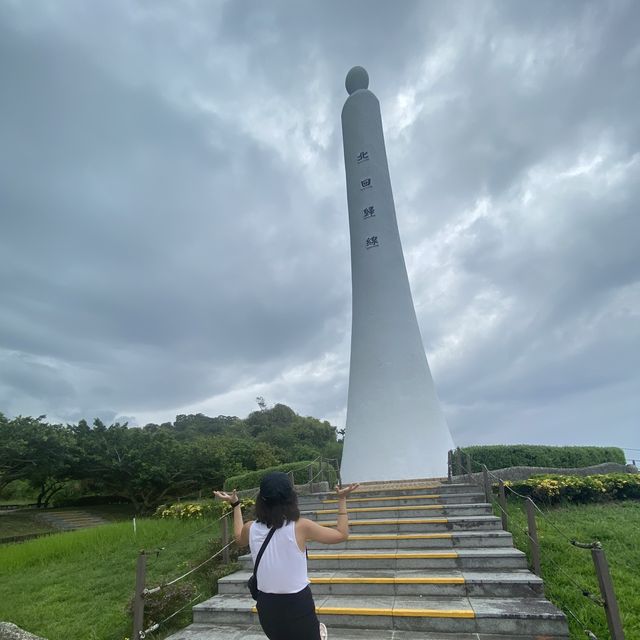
249, 520, 309, 594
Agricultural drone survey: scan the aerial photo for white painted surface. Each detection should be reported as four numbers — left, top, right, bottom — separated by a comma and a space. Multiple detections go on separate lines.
340, 68, 454, 483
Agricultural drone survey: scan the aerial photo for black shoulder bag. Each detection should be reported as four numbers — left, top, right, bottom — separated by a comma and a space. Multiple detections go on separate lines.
247, 526, 276, 599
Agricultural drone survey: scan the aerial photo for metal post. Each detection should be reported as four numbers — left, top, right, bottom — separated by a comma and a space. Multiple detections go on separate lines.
288, 470, 295, 488
132, 550, 147, 640
482, 465, 491, 504
525, 498, 541, 576
335, 460, 342, 489
319, 456, 324, 483
308, 465, 313, 487
465, 452, 473, 485
591, 546, 625, 639
447, 450, 453, 483
454, 448, 462, 476
222, 514, 231, 564
498, 480, 508, 532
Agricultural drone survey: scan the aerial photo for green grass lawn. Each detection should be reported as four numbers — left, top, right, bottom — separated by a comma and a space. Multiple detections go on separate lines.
0, 517, 232, 640
498, 499, 640, 639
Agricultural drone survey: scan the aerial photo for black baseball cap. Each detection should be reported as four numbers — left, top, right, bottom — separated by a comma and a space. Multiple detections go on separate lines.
259, 472, 294, 503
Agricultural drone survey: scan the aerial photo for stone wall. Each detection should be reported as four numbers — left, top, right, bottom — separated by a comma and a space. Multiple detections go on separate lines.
453, 462, 638, 485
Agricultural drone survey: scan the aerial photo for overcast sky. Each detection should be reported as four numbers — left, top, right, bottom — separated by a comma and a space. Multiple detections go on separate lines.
1, 1, 639, 456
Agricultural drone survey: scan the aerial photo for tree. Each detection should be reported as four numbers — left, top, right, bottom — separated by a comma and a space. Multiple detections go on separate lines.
28, 424, 77, 507
0, 414, 51, 492
71, 421, 228, 513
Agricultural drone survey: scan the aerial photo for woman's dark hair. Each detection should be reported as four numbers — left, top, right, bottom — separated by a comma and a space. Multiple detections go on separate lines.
255, 491, 300, 528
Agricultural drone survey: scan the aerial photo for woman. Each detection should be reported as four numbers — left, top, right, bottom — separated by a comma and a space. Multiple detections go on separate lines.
215, 472, 359, 640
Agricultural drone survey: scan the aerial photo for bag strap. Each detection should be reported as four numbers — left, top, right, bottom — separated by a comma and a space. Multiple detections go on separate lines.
252, 526, 277, 587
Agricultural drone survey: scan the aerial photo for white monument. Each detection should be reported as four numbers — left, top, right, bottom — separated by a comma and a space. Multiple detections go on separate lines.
340, 67, 455, 483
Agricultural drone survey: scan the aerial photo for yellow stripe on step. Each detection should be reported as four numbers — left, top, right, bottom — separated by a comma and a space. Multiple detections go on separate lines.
319, 518, 449, 526
391, 608, 475, 618
310, 576, 465, 584
349, 533, 452, 540
251, 605, 475, 618
318, 606, 474, 618
316, 505, 447, 514
322, 493, 442, 504
307, 552, 458, 560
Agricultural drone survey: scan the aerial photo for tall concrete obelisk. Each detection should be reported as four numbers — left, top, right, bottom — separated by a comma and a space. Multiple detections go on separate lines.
340, 66, 454, 483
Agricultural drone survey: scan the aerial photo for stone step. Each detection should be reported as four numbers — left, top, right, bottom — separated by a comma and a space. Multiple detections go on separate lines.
307, 530, 513, 550
218, 569, 544, 598
37, 510, 108, 530
308, 504, 492, 521
239, 548, 528, 571
302, 493, 486, 510
299, 483, 480, 502
39, 515, 105, 524
165, 622, 569, 640
165, 477, 568, 639
192, 593, 567, 636
41, 517, 105, 524
316, 514, 502, 534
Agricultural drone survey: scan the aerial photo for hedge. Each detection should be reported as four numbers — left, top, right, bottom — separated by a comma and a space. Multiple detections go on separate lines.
456, 445, 626, 472
505, 473, 640, 505
224, 460, 337, 491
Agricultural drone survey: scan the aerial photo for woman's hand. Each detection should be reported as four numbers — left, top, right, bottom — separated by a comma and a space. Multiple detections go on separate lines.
213, 489, 238, 504
335, 482, 360, 498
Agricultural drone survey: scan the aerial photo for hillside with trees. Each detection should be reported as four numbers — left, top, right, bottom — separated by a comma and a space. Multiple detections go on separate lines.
0, 402, 342, 513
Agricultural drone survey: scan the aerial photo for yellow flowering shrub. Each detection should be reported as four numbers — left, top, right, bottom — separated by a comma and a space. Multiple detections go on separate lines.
154, 500, 220, 520
154, 497, 256, 520
221, 497, 255, 515
506, 473, 640, 504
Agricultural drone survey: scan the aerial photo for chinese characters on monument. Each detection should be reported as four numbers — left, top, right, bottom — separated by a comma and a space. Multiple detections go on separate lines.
365, 236, 379, 249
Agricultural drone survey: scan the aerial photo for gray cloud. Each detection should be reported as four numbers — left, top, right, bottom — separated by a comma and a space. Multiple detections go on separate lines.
1, 1, 638, 455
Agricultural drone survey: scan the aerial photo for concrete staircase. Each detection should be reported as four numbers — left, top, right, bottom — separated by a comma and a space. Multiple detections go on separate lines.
36, 509, 109, 531
166, 481, 569, 639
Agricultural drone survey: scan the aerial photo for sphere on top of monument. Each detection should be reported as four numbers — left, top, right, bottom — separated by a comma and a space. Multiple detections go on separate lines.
345, 66, 369, 94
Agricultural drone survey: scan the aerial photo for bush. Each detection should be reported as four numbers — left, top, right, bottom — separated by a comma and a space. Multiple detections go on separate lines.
457, 445, 626, 472
220, 497, 255, 519
505, 473, 640, 505
154, 498, 256, 521
224, 460, 337, 491
154, 500, 223, 520
0, 480, 37, 502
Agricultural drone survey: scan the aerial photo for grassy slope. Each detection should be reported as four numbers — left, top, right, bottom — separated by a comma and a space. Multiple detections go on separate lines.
0, 518, 226, 640
501, 500, 640, 639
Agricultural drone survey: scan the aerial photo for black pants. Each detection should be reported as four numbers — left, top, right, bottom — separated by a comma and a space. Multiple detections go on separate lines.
256, 586, 321, 640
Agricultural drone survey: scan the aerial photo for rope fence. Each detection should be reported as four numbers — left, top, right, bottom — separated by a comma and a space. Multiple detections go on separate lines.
448, 448, 627, 640
139, 591, 205, 638
131, 455, 343, 638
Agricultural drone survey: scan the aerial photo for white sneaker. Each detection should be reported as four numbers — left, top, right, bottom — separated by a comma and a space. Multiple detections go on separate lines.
319, 622, 328, 639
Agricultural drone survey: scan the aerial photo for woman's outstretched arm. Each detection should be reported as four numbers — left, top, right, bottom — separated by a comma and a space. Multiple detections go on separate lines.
298, 483, 360, 545
214, 489, 252, 546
